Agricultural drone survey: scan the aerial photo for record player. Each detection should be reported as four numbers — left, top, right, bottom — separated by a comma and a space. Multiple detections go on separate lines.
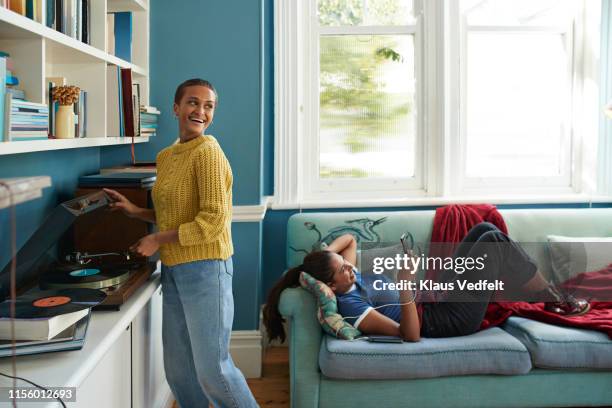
0, 191, 154, 310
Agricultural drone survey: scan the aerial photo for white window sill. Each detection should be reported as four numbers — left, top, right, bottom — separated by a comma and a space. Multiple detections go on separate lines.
269, 194, 612, 210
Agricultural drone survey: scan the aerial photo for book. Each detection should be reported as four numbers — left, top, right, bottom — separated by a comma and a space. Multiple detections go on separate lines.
0, 56, 5, 143
46, 77, 65, 138
0, 308, 88, 340
106, 66, 121, 136
81, 0, 89, 44
0, 311, 90, 357
25, 0, 34, 19
140, 105, 161, 114
9, 0, 26, 15
114, 12, 132, 62
120, 68, 135, 136
46, 0, 55, 28
132, 82, 140, 136
55, 0, 63, 33
76, 0, 81, 41
6, 88, 25, 99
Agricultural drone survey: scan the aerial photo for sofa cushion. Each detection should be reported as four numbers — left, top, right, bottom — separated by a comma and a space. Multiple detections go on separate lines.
299, 271, 361, 340
503, 316, 612, 369
319, 327, 532, 380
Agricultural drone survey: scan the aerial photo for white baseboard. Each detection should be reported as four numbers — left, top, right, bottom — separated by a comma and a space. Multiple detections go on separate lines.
230, 330, 263, 378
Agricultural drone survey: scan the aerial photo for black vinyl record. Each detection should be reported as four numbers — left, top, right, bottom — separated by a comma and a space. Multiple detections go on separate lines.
40, 264, 131, 289
0, 288, 106, 319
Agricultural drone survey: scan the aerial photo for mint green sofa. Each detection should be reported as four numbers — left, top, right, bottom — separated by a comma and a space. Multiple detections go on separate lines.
278, 208, 612, 408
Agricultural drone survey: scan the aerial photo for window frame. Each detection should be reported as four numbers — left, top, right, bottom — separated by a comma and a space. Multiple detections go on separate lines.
274, 0, 602, 206
451, 4, 583, 195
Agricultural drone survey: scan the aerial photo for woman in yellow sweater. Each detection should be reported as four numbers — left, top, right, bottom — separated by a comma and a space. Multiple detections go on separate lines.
104, 79, 258, 408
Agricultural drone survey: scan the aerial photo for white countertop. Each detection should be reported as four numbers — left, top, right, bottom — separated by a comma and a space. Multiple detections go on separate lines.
0, 268, 161, 407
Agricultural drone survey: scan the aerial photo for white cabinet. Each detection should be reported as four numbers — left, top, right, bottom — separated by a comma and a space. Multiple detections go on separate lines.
72, 324, 132, 408
132, 284, 168, 408
0, 275, 169, 408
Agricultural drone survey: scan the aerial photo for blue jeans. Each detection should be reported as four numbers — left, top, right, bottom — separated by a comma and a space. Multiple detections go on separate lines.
161, 258, 259, 408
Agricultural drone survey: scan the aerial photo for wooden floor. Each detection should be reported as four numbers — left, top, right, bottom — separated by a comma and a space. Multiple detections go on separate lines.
247, 347, 290, 407
172, 346, 290, 408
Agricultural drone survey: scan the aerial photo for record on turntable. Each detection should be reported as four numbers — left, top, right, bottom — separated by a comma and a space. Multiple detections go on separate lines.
0, 288, 106, 319
40, 263, 132, 290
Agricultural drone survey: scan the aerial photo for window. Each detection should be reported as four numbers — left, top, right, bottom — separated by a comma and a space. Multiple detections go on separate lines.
456, 0, 583, 193
275, 0, 603, 205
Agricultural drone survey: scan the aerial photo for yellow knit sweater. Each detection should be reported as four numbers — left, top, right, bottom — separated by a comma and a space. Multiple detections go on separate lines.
152, 135, 233, 266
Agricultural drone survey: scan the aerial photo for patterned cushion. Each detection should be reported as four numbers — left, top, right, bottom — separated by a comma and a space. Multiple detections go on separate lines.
299, 272, 361, 340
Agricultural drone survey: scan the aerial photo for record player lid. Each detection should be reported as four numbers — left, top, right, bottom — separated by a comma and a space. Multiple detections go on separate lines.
0, 191, 110, 302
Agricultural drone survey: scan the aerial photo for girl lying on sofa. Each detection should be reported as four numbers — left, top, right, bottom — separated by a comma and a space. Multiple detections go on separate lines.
263, 222, 589, 342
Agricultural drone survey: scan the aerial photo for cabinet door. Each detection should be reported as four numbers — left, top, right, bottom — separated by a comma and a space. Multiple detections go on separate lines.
132, 285, 169, 408
75, 325, 131, 408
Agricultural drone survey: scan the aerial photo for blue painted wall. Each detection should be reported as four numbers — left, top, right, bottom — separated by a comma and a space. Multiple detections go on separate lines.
263, 0, 274, 197
101, 0, 265, 207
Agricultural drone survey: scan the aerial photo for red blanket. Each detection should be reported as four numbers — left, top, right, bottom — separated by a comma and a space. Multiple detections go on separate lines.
431, 204, 612, 338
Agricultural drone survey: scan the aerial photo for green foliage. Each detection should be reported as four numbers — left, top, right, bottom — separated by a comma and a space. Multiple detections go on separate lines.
375, 47, 403, 62
317, 0, 414, 177
320, 166, 377, 178
320, 35, 412, 154
318, 0, 363, 26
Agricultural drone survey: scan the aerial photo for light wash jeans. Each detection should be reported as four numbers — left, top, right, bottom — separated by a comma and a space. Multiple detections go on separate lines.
161, 258, 259, 408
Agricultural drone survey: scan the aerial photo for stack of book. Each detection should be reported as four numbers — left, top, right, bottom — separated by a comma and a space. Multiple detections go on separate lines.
140, 106, 160, 137
46, 0, 91, 44
4, 98, 49, 141
0, 310, 91, 357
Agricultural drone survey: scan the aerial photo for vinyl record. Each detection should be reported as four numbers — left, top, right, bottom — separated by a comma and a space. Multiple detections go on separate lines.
40, 264, 131, 290
0, 288, 106, 319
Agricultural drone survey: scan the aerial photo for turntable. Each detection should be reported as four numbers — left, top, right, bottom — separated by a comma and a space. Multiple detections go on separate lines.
39, 251, 153, 310
0, 191, 154, 310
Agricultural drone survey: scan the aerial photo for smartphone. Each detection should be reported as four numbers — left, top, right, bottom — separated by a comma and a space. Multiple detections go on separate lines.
367, 335, 403, 344
400, 232, 411, 255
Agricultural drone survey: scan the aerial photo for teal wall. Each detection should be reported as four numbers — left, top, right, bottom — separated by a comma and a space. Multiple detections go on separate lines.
101, 0, 265, 206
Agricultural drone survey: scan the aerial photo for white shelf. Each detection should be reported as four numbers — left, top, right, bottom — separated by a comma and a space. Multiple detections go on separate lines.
0, 176, 51, 209
0, 7, 148, 76
108, 0, 148, 12
0, 1, 151, 156
0, 137, 150, 156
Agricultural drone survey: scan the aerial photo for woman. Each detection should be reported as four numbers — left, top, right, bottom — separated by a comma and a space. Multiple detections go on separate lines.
104, 79, 258, 408
263, 223, 589, 342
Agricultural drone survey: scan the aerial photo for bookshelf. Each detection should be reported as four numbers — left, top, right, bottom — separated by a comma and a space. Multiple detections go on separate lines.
0, 0, 150, 156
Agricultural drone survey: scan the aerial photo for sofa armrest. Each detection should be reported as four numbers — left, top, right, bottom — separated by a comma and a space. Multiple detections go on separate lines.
279, 287, 322, 408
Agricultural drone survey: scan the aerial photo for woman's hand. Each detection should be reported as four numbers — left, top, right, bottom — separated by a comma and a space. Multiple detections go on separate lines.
104, 188, 141, 218
129, 234, 160, 257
